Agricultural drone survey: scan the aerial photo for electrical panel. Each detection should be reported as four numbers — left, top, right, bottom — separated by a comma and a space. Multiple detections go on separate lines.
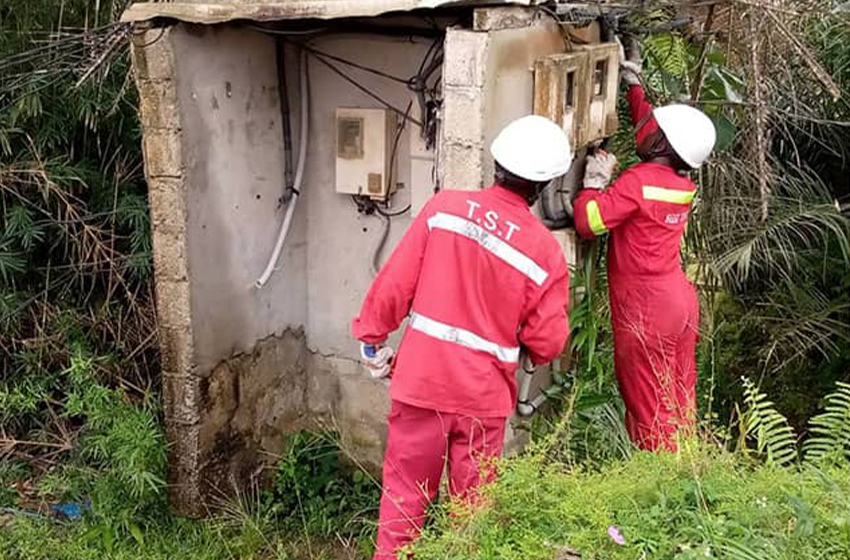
532, 42, 620, 148
532, 52, 587, 152
574, 43, 620, 143
335, 108, 397, 200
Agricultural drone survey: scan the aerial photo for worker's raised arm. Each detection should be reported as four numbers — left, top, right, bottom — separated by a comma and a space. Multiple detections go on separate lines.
618, 37, 658, 146
518, 257, 569, 366
627, 84, 653, 128
574, 165, 641, 239
351, 199, 435, 344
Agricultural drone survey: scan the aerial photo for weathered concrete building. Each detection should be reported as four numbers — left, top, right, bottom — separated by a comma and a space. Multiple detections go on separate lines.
123, 0, 620, 515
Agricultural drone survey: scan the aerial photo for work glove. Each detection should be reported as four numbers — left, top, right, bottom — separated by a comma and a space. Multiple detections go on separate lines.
360, 342, 394, 379
617, 36, 642, 87
583, 151, 618, 190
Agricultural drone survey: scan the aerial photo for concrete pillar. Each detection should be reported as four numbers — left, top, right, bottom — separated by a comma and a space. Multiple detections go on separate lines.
437, 29, 490, 190
131, 27, 203, 515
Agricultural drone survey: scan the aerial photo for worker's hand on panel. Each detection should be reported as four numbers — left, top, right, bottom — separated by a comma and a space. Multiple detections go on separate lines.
620, 60, 642, 86
583, 150, 618, 190
360, 342, 394, 379
617, 36, 642, 87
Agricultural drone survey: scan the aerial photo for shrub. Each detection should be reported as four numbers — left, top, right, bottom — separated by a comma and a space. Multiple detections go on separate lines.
263, 430, 381, 545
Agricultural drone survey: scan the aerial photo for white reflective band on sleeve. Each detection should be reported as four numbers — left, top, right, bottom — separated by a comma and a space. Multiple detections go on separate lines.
426, 212, 548, 286
409, 312, 520, 363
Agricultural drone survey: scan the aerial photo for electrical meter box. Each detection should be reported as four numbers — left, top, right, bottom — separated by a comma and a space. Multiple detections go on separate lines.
335, 107, 398, 200
532, 52, 588, 152
574, 43, 620, 143
532, 42, 620, 148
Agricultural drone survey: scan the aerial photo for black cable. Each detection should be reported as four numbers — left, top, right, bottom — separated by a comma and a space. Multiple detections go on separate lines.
309, 54, 423, 128
136, 26, 166, 48
374, 100, 412, 220
248, 25, 329, 36
416, 36, 441, 77
376, 204, 411, 217
303, 44, 410, 85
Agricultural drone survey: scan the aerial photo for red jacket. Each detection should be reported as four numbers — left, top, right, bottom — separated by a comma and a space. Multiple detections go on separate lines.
627, 84, 660, 149
573, 86, 694, 281
352, 186, 570, 418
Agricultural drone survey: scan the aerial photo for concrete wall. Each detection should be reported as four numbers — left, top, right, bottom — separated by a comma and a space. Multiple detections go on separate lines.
175, 25, 309, 372
134, 23, 436, 514
135, 6, 595, 516
297, 34, 435, 467
135, 24, 315, 514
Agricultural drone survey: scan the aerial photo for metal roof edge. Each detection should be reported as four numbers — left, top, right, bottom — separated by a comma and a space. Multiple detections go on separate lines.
121, 0, 539, 24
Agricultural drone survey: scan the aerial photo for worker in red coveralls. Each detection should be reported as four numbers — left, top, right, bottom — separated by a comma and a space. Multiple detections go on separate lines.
352, 115, 573, 560
573, 40, 717, 451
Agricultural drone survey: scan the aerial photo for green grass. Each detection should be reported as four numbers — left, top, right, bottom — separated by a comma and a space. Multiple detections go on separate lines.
4, 440, 848, 560
0, 511, 365, 560
412, 442, 850, 560
0, 427, 380, 560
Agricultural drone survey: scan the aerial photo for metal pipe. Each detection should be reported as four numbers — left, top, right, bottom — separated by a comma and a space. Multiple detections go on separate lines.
516, 355, 568, 417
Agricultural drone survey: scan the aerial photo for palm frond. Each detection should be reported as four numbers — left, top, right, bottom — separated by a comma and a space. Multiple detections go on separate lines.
756, 285, 850, 368
0, 238, 27, 284
703, 161, 850, 288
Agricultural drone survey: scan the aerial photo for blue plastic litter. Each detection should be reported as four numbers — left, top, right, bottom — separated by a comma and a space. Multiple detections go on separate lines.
51, 499, 91, 520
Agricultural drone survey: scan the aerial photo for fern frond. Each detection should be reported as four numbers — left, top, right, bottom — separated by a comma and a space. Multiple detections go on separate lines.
742, 377, 799, 466
643, 32, 690, 100
804, 381, 850, 464
719, 538, 780, 560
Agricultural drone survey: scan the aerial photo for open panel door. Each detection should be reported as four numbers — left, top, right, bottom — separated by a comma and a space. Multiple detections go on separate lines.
532, 51, 588, 151
574, 42, 620, 144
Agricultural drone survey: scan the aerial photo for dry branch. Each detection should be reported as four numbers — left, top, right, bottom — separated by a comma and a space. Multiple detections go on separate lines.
765, 9, 842, 101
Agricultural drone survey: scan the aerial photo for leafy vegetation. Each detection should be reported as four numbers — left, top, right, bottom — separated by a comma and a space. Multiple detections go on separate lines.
413, 444, 850, 560
1, 1, 849, 559
1, 0, 157, 477
805, 382, 850, 463
412, 374, 850, 560
1, 427, 383, 560
262, 430, 381, 551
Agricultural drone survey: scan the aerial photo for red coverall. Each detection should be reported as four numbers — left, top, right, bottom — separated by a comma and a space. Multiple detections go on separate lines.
573, 84, 699, 451
352, 186, 569, 559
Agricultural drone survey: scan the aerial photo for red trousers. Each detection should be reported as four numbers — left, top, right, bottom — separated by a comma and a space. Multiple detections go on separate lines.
610, 274, 699, 451
373, 401, 506, 560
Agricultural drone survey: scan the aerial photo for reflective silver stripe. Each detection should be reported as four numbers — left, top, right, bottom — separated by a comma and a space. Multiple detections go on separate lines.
426, 212, 548, 286
408, 312, 520, 363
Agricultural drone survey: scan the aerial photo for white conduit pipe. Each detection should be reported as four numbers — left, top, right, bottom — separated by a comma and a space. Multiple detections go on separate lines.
255, 49, 309, 289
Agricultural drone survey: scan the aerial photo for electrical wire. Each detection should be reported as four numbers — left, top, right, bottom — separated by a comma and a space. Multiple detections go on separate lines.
376, 204, 411, 217
370, 212, 391, 277
251, 29, 443, 140
309, 53, 423, 128
136, 26, 166, 48
255, 48, 310, 289
369, 100, 413, 274
302, 44, 410, 85
248, 25, 329, 36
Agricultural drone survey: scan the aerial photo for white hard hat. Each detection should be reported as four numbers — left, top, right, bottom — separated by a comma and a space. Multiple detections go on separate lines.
490, 115, 573, 182
653, 104, 717, 169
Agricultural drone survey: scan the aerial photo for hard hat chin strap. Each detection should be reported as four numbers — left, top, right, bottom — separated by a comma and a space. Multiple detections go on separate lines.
494, 163, 549, 206
639, 130, 690, 173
